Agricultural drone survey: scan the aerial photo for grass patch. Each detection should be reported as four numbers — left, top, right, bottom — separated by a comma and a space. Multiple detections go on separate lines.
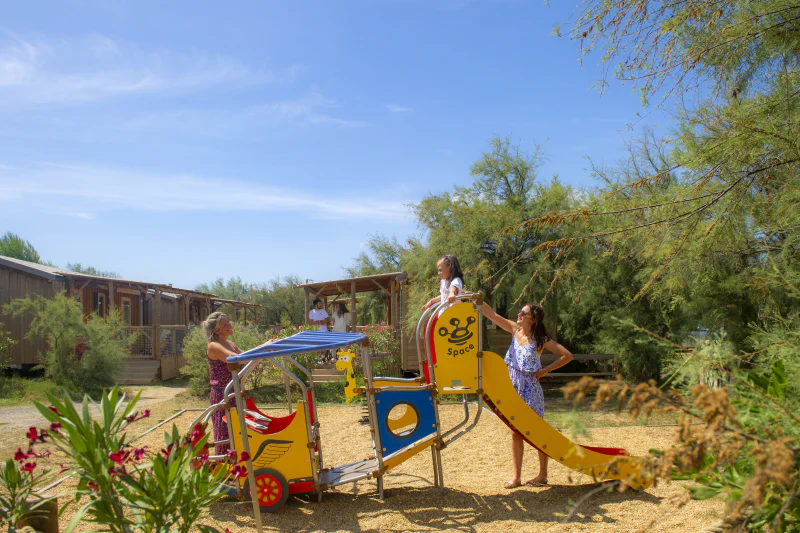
0, 376, 62, 408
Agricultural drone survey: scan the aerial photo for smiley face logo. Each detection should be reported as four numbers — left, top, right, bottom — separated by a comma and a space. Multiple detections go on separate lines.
438, 316, 476, 346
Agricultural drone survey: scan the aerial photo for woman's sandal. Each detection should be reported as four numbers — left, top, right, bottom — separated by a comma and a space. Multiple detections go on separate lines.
524, 478, 548, 487
503, 480, 523, 489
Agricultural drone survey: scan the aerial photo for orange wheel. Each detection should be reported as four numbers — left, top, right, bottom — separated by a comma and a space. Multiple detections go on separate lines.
247, 468, 289, 511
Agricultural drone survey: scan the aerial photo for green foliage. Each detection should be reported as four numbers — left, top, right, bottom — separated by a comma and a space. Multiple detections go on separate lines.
252, 275, 306, 326
3, 293, 129, 394
355, 136, 680, 380
551, 0, 800, 528
0, 232, 41, 263
358, 322, 401, 377
0, 327, 14, 372
34, 387, 228, 533
181, 327, 211, 396
65, 263, 120, 279
0, 457, 55, 532
346, 236, 404, 325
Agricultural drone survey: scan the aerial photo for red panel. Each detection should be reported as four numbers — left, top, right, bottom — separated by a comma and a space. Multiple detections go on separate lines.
422, 314, 439, 383
231, 397, 298, 435
307, 390, 315, 425
581, 445, 629, 456
289, 480, 316, 494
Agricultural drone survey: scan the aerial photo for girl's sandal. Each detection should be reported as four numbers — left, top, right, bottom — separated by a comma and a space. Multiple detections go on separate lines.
524, 479, 548, 487
504, 480, 522, 489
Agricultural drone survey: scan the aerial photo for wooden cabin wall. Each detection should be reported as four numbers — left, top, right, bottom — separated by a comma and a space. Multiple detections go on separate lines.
0, 266, 66, 366
159, 297, 182, 325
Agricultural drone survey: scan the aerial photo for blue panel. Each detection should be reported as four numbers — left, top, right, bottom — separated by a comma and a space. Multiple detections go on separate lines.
227, 331, 366, 363
375, 390, 437, 457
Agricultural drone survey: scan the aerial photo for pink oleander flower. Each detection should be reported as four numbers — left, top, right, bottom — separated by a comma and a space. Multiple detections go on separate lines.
141, 409, 150, 419
108, 466, 128, 478
239, 451, 250, 463
108, 450, 131, 465
48, 406, 61, 416
25, 427, 38, 441
28, 449, 50, 459
231, 464, 247, 480
14, 448, 29, 462
21, 462, 36, 474
133, 447, 147, 461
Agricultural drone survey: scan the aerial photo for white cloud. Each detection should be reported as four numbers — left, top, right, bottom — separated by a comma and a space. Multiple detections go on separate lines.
0, 162, 408, 221
386, 104, 412, 113
0, 35, 283, 106
123, 91, 367, 133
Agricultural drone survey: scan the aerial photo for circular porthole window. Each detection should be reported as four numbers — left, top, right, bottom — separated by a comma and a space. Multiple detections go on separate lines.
385, 402, 419, 439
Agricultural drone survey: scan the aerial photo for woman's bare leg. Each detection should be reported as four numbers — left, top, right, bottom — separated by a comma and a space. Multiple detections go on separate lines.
505, 431, 524, 487
526, 450, 548, 485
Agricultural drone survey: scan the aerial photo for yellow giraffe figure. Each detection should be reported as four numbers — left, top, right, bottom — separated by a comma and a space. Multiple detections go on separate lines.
335, 348, 363, 404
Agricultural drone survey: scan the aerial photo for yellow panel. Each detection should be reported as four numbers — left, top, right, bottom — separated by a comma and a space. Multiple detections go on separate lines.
482, 351, 653, 489
229, 402, 314, 484
432, 303, 480, 393
382, 435, 437, 472
385, 402, 419, 432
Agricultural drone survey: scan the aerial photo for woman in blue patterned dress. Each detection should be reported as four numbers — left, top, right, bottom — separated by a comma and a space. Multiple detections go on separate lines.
479, 301, 573, 489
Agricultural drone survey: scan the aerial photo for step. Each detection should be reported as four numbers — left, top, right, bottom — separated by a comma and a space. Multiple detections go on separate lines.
118, 371, 159, 378
312, 376, 345, 384
117, 378, 159, 385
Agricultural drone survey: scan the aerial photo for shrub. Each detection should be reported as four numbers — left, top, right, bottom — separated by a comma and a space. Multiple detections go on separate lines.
356, 322, 401, 377
31, 387, 232, 533
4, 293, 130, 394
78, 311, 128, 392
0, 328, 14, 372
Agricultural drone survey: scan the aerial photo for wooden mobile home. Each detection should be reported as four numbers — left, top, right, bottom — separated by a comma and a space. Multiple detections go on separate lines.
0, 255, 258, 383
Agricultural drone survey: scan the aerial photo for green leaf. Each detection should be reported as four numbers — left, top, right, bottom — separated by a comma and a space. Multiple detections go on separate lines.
64, 501, 94, 533
768, 360, 787, 399
690, 485, 722, 500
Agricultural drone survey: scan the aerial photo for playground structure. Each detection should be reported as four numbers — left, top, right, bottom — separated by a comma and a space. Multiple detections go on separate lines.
189, 294, 653, 532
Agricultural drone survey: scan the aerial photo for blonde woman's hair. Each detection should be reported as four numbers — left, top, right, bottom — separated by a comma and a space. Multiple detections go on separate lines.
201, 312, 228, 342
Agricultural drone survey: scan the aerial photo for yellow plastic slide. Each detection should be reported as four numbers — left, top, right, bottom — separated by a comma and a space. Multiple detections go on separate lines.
481, 350, 653, 489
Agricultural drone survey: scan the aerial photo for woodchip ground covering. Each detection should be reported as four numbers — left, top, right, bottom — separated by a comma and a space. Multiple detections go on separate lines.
1, 394, 725, 532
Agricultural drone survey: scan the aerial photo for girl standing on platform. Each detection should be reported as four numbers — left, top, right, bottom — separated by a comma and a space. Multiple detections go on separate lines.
421, 255, 466, 314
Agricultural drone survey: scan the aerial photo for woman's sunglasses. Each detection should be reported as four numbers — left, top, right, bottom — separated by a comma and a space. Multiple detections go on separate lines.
517, 309, 531, 317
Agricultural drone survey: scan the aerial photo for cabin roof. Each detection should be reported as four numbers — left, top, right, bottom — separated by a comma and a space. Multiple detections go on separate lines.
0, 254, 257, 306
295, 272, 407, 297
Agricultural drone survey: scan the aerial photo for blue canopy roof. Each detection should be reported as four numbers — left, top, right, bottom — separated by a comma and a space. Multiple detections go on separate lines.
226, 330, 367, 363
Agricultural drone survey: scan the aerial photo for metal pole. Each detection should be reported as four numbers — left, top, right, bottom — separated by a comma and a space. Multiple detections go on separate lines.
362, 342, 385, 498
283, 356, 293, 414
430, 446, 439, 487
230, 365, 263, 533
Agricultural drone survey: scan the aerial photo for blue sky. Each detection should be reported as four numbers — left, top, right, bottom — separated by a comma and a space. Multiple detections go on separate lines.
0, 0, 671, 289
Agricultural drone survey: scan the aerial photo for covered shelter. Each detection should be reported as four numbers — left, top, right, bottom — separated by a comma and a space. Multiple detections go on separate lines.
295, 272, 416, 371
